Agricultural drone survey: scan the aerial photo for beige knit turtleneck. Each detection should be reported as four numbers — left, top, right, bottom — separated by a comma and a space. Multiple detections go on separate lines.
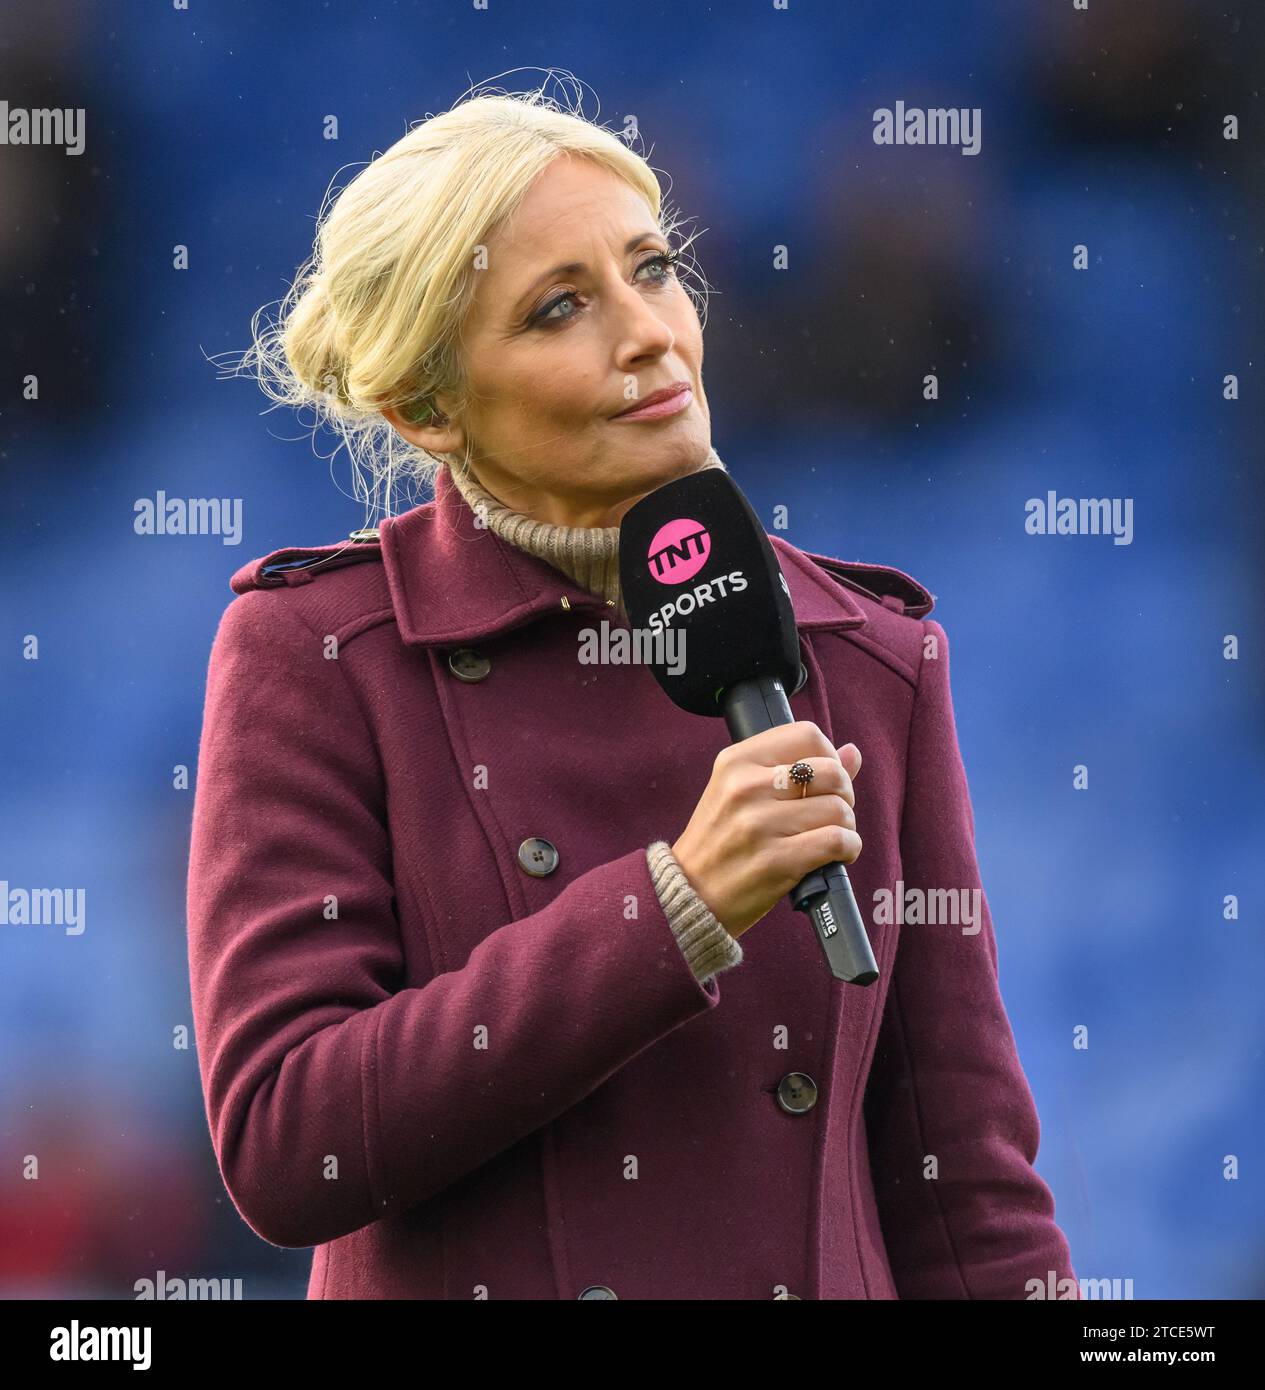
442, 444, 743, 985
445, 445, 728, 622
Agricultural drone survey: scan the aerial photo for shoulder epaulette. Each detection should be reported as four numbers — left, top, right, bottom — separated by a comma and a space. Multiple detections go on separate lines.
802, 551, 935, 619
230, 529, 383, 595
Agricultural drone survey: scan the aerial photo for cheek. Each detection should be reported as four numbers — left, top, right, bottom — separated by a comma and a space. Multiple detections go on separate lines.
669, 294, 704, 359
477, 355, 600, 429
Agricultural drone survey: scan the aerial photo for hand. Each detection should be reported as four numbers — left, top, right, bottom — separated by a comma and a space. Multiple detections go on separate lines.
672, 723, 862, 939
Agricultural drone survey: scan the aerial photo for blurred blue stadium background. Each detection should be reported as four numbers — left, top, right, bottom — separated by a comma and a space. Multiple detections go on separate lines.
1, 0, 1261, 1298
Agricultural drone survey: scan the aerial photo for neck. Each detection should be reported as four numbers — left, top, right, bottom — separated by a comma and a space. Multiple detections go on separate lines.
445, 446, 729, 620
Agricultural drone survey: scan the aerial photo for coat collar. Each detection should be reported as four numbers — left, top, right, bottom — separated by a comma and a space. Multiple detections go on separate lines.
230, 463, 934, 643
377, 464, 904, 648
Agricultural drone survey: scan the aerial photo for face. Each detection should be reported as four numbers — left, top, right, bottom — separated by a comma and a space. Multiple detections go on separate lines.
383, 154, 711, 528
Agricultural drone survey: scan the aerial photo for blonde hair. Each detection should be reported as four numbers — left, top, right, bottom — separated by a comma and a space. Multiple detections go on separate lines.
218, 71, 709, 521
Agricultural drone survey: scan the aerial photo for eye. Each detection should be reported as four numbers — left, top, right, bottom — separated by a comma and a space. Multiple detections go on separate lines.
534, 289, 581, 325
530, 249, 681, 327
634, 249, 681, 285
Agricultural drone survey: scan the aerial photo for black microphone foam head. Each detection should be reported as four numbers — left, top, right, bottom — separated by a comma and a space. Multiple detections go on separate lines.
618, 466, 800, 716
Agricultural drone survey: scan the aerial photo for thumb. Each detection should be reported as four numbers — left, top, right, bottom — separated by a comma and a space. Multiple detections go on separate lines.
837, 742, 862, 777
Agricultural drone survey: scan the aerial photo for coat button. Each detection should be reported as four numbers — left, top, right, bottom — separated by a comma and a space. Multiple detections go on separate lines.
792, 660, 808, 695
447, 648, 491, 683
517, 837, 559, 877
774, 1291, 802, 1299
577, 1284, 618, 1299
348, 528, 379, 542
776, 1072, 818, 1115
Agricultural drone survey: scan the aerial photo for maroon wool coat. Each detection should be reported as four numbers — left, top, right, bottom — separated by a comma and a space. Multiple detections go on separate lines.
186, 464, 1079, 1300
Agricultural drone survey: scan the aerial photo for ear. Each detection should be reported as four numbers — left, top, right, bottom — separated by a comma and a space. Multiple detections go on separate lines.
381, 403, 466, 456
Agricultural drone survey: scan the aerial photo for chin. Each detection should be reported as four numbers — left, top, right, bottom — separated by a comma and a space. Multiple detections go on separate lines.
598, 422, 709, 497
631, 445, 699, 484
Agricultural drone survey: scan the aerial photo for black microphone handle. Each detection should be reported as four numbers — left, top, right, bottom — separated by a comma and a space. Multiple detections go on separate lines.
721, 675, 879, 986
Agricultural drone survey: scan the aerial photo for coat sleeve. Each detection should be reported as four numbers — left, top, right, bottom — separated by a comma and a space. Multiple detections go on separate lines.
862, 618, 1079, 1299
186, 590, 722, 1250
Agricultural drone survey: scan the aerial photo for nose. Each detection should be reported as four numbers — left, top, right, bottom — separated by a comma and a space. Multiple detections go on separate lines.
609, 276, 675, 371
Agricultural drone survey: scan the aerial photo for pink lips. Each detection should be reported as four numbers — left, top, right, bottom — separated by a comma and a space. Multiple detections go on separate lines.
612, 382, 693, 421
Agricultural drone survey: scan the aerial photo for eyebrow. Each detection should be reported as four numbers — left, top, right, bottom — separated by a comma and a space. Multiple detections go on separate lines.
511, 232, 666, 318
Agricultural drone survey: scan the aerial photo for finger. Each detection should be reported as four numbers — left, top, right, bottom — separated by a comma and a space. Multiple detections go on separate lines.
746, 721, 837, 766
761, 757, 854, 807
780, 791, 857, 834
837, 742, 862, 779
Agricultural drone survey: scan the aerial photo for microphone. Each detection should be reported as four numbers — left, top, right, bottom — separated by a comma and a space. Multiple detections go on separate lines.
619, 466, 878, 986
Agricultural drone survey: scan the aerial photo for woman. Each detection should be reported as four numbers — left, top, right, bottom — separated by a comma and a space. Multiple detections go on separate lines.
188, 86, 1079, 1299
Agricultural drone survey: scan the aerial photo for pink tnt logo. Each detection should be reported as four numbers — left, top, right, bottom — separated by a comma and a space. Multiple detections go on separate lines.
647, 518, 710, 585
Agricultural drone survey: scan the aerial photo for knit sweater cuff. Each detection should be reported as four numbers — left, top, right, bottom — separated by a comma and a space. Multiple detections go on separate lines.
646, 840, 744, 983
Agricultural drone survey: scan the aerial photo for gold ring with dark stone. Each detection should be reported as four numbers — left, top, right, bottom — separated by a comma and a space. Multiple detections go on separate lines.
789, 760, 814, 797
